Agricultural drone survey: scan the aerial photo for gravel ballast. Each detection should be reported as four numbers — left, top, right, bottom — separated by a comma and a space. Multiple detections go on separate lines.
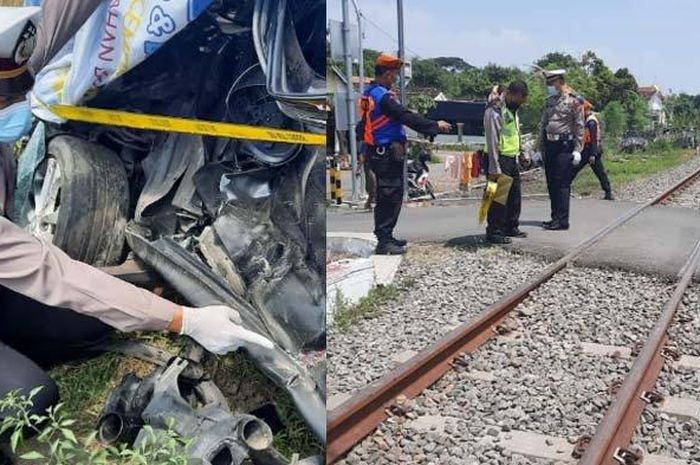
337, 266, 674, 465
328, 244, 548, 398
616, 154, 700, 203
631, 286, 700, 463
667, 179, 700, 210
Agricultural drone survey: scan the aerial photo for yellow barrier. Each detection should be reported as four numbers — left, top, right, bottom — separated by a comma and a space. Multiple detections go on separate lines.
329, 165, 343, 205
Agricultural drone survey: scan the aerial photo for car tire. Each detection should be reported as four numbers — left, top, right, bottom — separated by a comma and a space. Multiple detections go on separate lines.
32, 136, 129, 266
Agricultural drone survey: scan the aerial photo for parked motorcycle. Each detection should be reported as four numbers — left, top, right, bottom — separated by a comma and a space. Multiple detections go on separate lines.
407, 151, 436, 199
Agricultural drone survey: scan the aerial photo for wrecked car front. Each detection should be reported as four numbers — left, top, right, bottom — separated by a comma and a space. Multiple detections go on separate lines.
17, 0, 328, 454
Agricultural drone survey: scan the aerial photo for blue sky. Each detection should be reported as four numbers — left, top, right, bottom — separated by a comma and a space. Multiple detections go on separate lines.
328, 0, 700, 94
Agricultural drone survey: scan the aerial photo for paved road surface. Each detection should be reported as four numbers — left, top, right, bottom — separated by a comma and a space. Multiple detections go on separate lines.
328, 197, 700, 279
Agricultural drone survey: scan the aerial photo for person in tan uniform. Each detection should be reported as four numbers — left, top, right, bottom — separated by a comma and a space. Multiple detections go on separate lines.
538, 69, 584, 231
0, 6, 272, 454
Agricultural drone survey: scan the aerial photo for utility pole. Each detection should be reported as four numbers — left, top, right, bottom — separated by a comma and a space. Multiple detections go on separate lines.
342, 0, 358, 202
397, 0, 408, 200
397, 0, 406, 105
351, 0, 365, 96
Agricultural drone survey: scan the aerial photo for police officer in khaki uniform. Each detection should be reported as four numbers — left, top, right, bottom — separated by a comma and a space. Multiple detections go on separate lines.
538, 69, 584, 230
0, 8, 272, 452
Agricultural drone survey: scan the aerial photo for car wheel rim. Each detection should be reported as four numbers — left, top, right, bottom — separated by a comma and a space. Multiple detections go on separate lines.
30, 157, 61, 243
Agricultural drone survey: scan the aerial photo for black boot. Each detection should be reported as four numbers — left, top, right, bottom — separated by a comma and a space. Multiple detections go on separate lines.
604, 191, 614, 201
391, 236, 408, 247
505, 228, 527, 238
375, 240, 407, 255
543, 222, 569, 231
486, 234, 512, 244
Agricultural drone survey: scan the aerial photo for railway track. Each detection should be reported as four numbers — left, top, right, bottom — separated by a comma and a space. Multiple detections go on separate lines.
328, 165, 700, 464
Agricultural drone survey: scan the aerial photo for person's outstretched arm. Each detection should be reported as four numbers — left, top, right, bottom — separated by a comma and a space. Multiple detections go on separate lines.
379, 95, 441, 136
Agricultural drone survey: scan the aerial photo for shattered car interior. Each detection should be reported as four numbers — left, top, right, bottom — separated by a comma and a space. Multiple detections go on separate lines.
15, 0, 326, 462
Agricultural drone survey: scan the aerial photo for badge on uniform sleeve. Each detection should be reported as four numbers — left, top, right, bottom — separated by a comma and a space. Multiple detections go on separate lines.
12, 20, 37, 66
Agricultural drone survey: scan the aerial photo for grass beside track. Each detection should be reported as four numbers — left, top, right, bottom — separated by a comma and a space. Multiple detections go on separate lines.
523, 147, 697, 195
333, 284, 403, 332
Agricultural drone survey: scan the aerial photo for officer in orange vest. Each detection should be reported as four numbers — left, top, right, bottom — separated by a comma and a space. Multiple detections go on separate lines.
357, 53, 451, 254
571, 99, 613, 200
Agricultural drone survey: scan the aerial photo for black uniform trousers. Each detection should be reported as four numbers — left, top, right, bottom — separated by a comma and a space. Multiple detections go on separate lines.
572, 146, 612, 195
0, 285, 112, 441
486, 155, 521, 236
544, 140, 574, 227
367, 142, 406, 242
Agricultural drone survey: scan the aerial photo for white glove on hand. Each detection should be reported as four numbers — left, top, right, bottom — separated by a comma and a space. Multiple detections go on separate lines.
572, 151, 582, 166
181, 305, 274, 354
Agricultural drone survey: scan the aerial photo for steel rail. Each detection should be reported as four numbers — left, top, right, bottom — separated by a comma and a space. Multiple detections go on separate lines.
327, 164, 700, 464
578, 237, 700, 465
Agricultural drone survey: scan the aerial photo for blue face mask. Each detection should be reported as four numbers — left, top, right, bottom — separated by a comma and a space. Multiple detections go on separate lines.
547, 85, 557, 97
0, 99, 33, 143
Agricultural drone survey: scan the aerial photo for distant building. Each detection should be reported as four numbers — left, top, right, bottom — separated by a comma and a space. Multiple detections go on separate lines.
638, 85, 667, 128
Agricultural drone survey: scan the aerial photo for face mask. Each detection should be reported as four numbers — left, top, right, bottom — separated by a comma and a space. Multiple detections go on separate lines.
0, 99, 32, 143
547, 85, 557, 97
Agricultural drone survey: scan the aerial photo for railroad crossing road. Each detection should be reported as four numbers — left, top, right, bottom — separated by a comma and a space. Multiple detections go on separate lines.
327, 197, 700, 279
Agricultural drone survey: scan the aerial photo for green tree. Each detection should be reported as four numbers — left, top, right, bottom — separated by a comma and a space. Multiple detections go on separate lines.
411, 59, 444, 88
432, 56, 474, 72
519, 76, 546, 133
667, 93, 700, 128
610, 68, 639, 105
536, 52, 579, 71
361, 48, 381, 78
602, 101, 627, 137
408, 93, 436, 116
627, 96, 650, 132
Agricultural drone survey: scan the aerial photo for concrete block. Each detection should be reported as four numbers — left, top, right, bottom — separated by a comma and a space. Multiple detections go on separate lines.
679, 355, 700, 370
328, 392, 354, 411
406, 415, 454, 434
391, 349, 418, 365
496, 430, 574, 462
327, 232, 376, 258
465, 370, 497, 382
660, 396, 700, 421
645, 456, 690, 465
487, 430, 688, 465
326, 258, 374, 325
582, 342, 700, 372
373, 254, 403, 286
580, 342, 632, 358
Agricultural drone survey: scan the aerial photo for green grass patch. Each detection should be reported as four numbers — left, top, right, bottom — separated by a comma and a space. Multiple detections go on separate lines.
523, 147, 696, 195
573, 147, 695, 196
333, 285, 401, 332
50, 353, 125, 434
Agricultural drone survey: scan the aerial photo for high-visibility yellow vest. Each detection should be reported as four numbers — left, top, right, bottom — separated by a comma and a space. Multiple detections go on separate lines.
499, 106, 520, 157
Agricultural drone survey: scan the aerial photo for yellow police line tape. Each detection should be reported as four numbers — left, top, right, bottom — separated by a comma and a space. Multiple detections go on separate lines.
50, 104, 327, 146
